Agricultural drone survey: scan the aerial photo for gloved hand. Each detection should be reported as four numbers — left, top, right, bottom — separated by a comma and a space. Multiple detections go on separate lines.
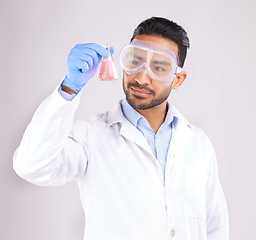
62, 43, 111, 93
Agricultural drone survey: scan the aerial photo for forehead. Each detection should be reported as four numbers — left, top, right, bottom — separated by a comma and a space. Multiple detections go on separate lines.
133, 34, 179, 55
132, 48, 173, 64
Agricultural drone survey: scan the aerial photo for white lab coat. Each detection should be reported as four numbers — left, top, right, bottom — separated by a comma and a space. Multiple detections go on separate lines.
13, 87, 229, 240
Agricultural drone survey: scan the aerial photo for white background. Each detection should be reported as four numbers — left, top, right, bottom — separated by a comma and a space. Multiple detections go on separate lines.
1, 0, 255, 239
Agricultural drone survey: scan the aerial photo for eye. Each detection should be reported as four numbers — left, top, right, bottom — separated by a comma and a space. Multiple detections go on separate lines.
131, 60, 140, 65
154, 66, 165, 72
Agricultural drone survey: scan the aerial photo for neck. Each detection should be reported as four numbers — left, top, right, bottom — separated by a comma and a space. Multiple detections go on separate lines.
136, 101, 168, 133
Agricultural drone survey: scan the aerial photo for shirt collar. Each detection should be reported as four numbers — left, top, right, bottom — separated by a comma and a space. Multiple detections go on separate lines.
121, 98, 177, 129
107, 99, 191, 130
121, 99, 143, 127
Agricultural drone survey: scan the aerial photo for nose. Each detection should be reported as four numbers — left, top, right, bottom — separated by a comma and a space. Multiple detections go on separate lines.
135, 68, 151, 85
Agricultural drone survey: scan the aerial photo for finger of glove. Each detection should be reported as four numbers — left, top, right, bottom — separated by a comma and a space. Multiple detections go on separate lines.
69, 48, 96, 70
68, 55, 90, 73
76, 43, 110, 58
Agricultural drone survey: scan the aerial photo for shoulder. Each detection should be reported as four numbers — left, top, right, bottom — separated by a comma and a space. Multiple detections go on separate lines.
72, 111, 109, 131
71, 100, 123, 135
170, 103, 214, 149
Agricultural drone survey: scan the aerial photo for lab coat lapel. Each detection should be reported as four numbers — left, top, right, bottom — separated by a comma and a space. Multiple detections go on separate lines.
107, 101, 194, 160
119, 120, 154, 156
170, 122, 193, 156
107, 100, 155, 157
167, 110, 193, 168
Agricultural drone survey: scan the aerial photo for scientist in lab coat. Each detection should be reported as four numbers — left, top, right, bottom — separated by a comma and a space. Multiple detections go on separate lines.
13, 17, 229, 240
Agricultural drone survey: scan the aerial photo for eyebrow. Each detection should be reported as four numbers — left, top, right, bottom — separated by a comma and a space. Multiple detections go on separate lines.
133, 54, 145, 61
152, 60, 171, 66
133, 54, 171, 66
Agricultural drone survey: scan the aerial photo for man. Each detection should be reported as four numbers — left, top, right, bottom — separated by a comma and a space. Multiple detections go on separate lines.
13, 17, 229, 240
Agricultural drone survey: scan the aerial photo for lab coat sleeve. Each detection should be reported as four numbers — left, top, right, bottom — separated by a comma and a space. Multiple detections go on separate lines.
13, 87, 88, 186
205, 136, 229, 240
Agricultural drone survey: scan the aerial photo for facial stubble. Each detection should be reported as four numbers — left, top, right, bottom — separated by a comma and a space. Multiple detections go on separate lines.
122, 76, 173, 110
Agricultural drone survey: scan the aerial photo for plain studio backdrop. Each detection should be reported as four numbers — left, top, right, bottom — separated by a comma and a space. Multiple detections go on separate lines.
1, 0, 255, 239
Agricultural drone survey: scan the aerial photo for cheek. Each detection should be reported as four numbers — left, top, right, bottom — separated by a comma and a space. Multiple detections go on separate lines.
123, 72, 129, 85
155, 83, 173, 96
123, 72, 136, 82
123, 72, 138, 88
122, 73, 132, 92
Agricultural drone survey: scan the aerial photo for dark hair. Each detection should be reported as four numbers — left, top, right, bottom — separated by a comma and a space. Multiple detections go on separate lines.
131, 17, 190, 68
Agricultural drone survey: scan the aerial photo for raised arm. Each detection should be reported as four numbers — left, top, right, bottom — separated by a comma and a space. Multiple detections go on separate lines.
13, 43, 110, 186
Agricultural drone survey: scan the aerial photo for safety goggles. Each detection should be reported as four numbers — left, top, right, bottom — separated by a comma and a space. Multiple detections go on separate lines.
119, 39, 181, 83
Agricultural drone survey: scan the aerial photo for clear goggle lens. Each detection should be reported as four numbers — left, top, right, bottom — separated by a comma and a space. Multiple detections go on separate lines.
119, 40, 180, 82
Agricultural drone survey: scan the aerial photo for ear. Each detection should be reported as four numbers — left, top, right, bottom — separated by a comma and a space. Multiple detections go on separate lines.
172, 71, 187, 89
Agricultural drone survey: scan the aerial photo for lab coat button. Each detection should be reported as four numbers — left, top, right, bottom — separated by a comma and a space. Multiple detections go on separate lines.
170, 229, 175, 237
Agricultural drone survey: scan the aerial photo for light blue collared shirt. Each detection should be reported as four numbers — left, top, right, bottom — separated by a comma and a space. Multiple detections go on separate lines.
121, 99, 176, 177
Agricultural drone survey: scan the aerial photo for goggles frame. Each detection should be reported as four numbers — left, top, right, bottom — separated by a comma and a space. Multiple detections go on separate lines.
119, 39, 181, 82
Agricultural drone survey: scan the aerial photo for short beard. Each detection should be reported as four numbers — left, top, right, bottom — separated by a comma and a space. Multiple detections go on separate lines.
123, 78, 172, 110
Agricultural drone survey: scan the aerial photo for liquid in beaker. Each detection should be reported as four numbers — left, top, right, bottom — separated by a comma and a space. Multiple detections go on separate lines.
98, 44, 118, 81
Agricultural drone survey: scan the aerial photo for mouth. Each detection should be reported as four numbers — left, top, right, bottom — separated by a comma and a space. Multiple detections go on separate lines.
130, 86, 152, 97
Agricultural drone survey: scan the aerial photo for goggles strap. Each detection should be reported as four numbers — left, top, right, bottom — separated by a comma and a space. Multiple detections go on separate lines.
176, 67, 182, 74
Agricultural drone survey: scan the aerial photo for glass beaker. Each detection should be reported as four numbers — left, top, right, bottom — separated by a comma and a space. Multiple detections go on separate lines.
97, 44, 118, 81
